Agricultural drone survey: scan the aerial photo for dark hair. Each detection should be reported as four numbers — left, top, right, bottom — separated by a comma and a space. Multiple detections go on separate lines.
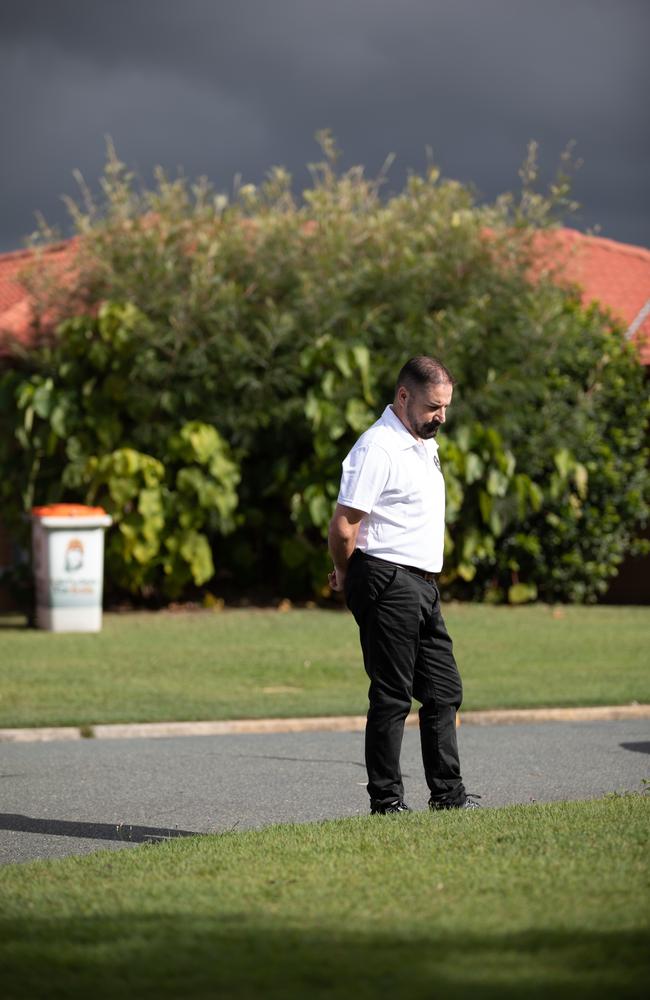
395, 356, 455, 393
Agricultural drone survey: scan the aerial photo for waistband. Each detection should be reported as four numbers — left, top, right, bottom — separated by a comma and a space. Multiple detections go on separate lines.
354, 550, 437, 584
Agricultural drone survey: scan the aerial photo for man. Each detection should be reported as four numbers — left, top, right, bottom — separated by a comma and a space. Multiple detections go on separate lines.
328, 356, 479, 815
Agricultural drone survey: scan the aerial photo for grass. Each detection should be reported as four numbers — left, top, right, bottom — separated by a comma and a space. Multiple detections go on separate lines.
0, 604, 648, 728
0, 794, 648, 998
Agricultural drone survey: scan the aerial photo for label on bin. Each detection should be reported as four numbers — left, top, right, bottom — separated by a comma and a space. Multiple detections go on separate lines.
33, 527, 105, 609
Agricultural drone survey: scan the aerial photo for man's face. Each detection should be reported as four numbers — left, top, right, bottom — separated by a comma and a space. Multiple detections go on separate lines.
401, 382, 453, 440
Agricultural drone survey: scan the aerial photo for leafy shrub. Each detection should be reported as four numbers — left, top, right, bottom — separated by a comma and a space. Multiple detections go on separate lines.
1, 136, 647, 602
0, 303, 239, 599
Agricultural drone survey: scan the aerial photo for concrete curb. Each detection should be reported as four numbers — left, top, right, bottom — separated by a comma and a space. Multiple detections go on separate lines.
1, 704, 648, 743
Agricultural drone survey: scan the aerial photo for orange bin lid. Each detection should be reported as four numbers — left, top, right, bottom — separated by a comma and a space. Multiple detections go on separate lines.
31, 503, 108, 518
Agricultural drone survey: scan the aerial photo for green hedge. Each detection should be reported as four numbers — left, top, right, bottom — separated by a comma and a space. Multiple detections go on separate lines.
1, 138, 647, 603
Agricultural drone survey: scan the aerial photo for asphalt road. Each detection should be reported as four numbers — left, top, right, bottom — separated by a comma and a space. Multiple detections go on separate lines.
1, 719, 648, 866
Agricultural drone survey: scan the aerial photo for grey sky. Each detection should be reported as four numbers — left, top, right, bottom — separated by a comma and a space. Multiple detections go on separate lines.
1, 0, 648, 253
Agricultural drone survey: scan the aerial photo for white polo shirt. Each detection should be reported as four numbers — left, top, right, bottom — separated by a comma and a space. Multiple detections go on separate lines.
337, 405, 446, 572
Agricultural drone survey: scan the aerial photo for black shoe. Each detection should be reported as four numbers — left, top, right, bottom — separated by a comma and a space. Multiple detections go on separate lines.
370, 799, 412, 815
429, 793, 482, 811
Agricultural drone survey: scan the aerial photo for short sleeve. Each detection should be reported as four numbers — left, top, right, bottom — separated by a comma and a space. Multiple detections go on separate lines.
337, 444, 391, 514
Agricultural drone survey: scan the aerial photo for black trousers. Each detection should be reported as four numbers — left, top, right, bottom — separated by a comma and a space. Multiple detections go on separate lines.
345, 549, 466, 807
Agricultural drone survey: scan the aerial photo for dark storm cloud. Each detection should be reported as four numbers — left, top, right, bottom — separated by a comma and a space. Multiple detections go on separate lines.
1, 0, 648, 251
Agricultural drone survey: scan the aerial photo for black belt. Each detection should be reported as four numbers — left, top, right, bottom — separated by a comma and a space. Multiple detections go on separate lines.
356, 550, 437, 584
398, 563, 437, 583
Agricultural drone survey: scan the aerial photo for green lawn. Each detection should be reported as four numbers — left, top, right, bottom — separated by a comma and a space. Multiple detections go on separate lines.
0, 604, 648, 728
0, 795, 648, 999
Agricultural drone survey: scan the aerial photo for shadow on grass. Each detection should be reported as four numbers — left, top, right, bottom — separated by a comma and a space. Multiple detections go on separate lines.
0, 813, 200, 844
0, 918, 647, 999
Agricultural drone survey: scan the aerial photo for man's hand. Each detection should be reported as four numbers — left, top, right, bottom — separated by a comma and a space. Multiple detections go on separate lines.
327, 503, 364, 594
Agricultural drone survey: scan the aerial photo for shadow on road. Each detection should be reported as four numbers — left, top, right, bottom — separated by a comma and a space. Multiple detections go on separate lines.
0, 813, 201, 843
231, 752, 367, 768
620, 742, 650, 755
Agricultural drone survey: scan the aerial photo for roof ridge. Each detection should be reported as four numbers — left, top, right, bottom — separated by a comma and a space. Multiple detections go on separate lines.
2, 227, 649, 264
0, 239, 78, 265
0, 247, 38, 264
558, 226, 650, 263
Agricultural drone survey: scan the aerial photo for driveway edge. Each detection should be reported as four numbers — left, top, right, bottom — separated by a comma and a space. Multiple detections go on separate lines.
1, 703, 648, 743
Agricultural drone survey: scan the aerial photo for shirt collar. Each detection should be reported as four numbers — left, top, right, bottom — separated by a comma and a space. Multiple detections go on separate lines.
382, 405, 439, 453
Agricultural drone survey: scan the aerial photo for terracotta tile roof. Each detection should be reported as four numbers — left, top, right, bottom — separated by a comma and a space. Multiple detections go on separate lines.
531, 227, 650, 364
0, 240, 79, 354
0, 227, 648, 362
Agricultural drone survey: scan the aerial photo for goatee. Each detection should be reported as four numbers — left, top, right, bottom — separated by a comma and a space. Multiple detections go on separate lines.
420, 420, 442, 439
